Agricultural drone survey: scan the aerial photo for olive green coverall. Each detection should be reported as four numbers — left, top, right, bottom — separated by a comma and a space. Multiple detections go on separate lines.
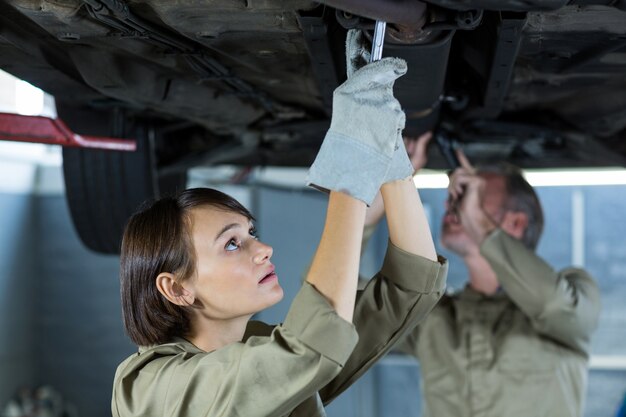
111, 241, 447, 417
397, 228, 601, 417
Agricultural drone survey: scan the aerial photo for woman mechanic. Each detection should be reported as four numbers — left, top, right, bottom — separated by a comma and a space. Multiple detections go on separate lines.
111, 30, 447, 417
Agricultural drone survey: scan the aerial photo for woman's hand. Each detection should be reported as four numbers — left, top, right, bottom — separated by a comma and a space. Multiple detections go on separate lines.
365, 131, 432, 227
306, 52, 407, 205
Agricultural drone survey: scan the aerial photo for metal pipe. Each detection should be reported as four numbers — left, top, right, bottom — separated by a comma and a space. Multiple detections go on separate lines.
319, 0, 428, 28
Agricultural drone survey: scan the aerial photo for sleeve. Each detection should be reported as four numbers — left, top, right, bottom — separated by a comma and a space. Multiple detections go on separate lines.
319, 240, 447, 404
391, 324, 421, 356
480, 228, 601, 355
152, 283, 358, 417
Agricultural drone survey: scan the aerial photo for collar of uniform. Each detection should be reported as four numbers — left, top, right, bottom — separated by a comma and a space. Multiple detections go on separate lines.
458, 284, 508, 301
454, 285, 513, 324
137, 337, 205, 354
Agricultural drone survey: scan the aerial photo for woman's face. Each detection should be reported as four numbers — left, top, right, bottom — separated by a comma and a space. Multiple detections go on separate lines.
185, 205, 283, 320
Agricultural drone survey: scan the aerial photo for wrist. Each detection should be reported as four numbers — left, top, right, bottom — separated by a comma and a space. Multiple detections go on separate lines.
306, 131, 391, 205
381, 176, 413, 191
475, 210, 498, 243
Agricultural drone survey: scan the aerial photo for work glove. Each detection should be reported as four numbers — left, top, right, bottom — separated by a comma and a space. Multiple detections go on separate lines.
347, 29, 415, 184
346, 29, 370, 77
383, 137, 415, 183
306, 30, 408, 205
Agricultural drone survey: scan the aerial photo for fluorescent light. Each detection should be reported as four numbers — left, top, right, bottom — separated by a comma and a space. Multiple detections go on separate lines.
413, 168, 626, 189
380, 353, 626, 371
589, 355, 626, 371
15, 79, 44, 115
524, 169, 626, 187
413, 171, 449, 189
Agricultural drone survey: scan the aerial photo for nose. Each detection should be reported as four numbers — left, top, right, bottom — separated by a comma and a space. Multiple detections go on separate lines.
253, 240, 273, 264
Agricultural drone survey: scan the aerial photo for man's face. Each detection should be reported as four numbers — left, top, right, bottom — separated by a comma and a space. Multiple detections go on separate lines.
441, 173, 508, 256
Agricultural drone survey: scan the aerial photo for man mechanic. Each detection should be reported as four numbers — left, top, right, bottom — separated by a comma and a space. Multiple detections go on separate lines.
364, 132, 601, 417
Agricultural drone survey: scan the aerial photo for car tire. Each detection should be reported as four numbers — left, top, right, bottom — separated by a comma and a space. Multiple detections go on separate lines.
60, 108, 186, 254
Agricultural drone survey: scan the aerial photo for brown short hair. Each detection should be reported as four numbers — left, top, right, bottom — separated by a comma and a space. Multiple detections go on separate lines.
120, 188, 254, 346
478, 163, 544, 250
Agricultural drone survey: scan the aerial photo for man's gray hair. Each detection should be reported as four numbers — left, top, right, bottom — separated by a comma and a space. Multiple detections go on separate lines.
477, 163, 544, 250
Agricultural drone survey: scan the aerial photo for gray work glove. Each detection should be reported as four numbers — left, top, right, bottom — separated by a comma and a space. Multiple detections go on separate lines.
383, 138, 415, 183
306, 31, 407, 205
347, 29, 414, 184
346, 29, 370, 77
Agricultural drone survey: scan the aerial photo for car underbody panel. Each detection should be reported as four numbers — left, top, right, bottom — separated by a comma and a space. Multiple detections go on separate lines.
1, 0, 625, 170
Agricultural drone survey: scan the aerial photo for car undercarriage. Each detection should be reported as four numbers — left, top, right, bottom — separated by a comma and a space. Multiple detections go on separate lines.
1, 0, 625, 252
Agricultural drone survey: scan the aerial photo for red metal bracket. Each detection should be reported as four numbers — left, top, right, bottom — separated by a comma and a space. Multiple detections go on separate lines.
0, 112, 136, 151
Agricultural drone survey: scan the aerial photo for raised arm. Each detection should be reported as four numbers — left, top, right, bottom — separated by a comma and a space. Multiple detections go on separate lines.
381, 176, 436, 261
305, 29, 447, 407
306, 192, 366, 321
480, 230, 600, 355
449, 151, 600, 354
318, 135, 447, 403
365, 132, 433, 228
305, 30, 409, 319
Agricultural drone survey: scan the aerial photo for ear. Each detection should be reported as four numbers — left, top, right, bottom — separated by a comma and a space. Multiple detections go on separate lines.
501, 211, 529, 241
155, 272, 195, 307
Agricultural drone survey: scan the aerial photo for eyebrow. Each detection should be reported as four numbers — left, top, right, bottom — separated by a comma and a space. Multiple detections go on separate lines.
214, 223, 242, 242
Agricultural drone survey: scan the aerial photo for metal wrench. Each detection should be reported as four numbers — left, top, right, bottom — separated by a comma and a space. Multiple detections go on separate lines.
370, 20, 387, 62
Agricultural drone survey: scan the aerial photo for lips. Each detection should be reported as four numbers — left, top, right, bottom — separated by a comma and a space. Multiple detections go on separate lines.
443, 210, 460, 225
258, 266, 277, 284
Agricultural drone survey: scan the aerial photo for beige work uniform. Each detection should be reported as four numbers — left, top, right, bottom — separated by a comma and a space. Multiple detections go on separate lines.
398, 229, 601, 417
111, 241, 447, 417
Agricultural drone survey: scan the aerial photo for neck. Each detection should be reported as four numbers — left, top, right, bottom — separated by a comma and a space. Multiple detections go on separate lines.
186, 314, 252, 352
463, 253, 500, 295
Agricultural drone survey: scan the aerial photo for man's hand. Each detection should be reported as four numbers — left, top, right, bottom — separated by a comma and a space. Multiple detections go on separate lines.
404, 131, 432, 175
447, 151, 498, 244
